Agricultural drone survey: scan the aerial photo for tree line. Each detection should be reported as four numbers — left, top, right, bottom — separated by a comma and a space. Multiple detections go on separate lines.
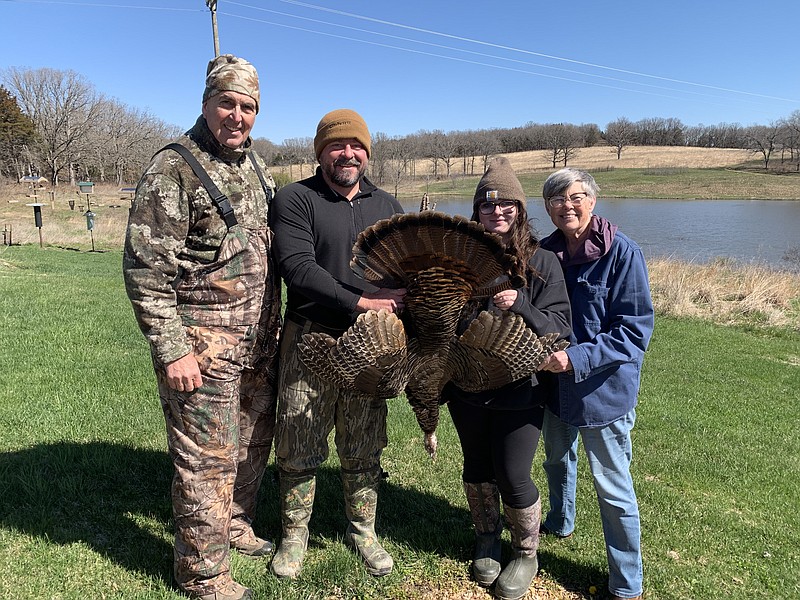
2, 67, 799, 190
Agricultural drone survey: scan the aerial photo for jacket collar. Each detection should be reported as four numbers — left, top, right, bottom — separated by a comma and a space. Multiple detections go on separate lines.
187, 115, 250, 164
542, 215, 618, 266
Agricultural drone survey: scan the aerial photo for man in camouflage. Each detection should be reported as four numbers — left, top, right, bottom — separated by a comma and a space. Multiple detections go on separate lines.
269, 109, 407, 579
123, 54, 279, 600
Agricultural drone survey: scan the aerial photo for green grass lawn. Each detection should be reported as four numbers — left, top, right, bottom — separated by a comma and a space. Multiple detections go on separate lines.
1, 245, 798, 599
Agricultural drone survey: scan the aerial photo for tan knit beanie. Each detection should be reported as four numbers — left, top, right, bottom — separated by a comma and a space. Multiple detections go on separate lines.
203, 54, 260, 113
313, 108, 371, 160
473, 156, 526, 205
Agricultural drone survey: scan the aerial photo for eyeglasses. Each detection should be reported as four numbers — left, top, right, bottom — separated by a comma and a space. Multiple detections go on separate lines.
546, 192, 588, 209
478, 199, 517, 215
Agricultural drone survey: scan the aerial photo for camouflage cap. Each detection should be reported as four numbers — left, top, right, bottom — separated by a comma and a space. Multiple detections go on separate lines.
203, 54, 260, 113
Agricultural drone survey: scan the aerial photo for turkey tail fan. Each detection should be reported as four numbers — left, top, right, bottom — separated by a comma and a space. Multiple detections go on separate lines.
350, 211, 518, 289
297, 309, 410, 399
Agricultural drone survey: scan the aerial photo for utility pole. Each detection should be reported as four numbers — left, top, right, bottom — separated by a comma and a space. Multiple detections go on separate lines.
206, 0, 220, 56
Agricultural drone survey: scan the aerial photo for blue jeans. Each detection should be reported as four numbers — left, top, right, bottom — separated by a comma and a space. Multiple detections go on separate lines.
542, 408, 643, 598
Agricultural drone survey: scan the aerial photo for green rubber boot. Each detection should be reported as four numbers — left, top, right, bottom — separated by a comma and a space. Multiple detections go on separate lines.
463, 481, 502, 587
270, 471, 315, 579
342, 467, 394, 576
495, 498, 541, 600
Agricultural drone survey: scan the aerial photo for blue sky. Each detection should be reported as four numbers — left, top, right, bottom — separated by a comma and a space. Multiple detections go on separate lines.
2, 0, 799, 145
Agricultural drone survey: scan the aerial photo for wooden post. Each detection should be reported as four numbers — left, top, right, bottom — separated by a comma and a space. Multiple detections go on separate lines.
207, 0, 220, 56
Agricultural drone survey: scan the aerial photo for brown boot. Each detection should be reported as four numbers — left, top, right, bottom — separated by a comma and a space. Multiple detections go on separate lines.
178, 570, 252, 600
463, 481, 502, 587
230, 513, 273, 557
495, 498, 541, 600
270, 471, 315, 579
342, 467, 394, 576
185, 580, 252, 600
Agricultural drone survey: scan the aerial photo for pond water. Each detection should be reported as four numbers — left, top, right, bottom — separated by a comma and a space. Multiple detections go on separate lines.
400, 197, 800, 269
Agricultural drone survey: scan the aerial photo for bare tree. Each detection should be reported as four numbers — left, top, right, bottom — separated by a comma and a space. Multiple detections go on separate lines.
473, 128, 503, 172
779, 111, 800, 171
250, 137, 279, 166
541, 123, 581, 168
605, 117, 636, 159
84, 98, 177, 185
370, 131, 390, 185
426, 129, 460, 178
381, 135, 414, 197
3, 67, 102, 186
744, 123, 781, 170
281, 137, 314, 179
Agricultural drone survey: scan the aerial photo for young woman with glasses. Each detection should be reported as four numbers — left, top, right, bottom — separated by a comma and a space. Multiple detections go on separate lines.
441, 157, 571, 600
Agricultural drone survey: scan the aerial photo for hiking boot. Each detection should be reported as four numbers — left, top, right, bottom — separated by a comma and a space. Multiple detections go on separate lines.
230, 530, 274, 557
184, 579, 252, 600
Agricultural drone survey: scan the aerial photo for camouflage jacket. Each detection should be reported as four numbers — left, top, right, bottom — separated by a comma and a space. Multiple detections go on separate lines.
123, 116, 277, 364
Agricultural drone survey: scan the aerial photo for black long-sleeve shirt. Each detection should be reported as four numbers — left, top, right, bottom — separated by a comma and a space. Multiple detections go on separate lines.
270, 167, 403, 331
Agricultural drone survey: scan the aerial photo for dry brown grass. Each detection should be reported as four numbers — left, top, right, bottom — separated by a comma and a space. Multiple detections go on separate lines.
266, 145, 755, 181
494, 146, 754, 175
0, 183, 131, 249
648, 257, 800, 329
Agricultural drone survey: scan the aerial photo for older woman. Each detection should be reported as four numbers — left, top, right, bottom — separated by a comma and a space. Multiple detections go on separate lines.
538, 168, 654, 600
443, 157, 571, 600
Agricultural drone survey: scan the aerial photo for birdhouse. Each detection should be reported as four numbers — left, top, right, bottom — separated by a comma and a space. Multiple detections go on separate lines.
78, 181, 94, 194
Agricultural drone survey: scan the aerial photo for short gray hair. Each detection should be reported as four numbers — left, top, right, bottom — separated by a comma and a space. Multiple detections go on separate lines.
542, 168, 600, 200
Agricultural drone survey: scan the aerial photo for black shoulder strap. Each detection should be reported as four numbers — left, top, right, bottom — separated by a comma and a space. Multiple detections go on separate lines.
160, 142, 238, 228
247, 151, 274, 205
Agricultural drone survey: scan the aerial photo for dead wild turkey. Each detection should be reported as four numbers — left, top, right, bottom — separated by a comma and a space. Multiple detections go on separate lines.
298, 210, 568, 459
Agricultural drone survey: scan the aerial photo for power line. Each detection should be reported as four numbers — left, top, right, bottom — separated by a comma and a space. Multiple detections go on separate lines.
2, 0, 201, 12
260, 0, 798, 105
221, 3, 770, 108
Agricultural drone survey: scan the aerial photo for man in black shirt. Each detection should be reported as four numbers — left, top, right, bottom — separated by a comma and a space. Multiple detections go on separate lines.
269, 109, 406, 579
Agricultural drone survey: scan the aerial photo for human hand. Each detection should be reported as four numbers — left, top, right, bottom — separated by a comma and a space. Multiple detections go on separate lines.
492, 289, 518, 311
356, 287, 407, 313
539, 350, 572, 373
164, 353, 203, 392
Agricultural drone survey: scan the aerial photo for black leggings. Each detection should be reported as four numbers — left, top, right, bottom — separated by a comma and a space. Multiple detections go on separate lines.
448, 399, 543, 509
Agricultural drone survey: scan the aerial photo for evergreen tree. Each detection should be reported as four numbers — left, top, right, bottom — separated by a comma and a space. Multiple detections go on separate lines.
0, 85, 36, 180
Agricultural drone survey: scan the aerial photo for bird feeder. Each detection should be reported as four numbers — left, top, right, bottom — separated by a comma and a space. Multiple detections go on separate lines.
84, 209, 96, 252
26, 202, 46, 247
78, 181, 94, 211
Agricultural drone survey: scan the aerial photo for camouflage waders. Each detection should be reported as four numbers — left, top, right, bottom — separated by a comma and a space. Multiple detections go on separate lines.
157, 224, 280, 597
463, 481, 502, 587
495, 499, 541, 600
272, 315, 390, 577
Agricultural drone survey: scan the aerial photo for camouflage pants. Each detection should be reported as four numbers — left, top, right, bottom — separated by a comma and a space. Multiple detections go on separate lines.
274, 317, 388, 475
155, 324, 277, 595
